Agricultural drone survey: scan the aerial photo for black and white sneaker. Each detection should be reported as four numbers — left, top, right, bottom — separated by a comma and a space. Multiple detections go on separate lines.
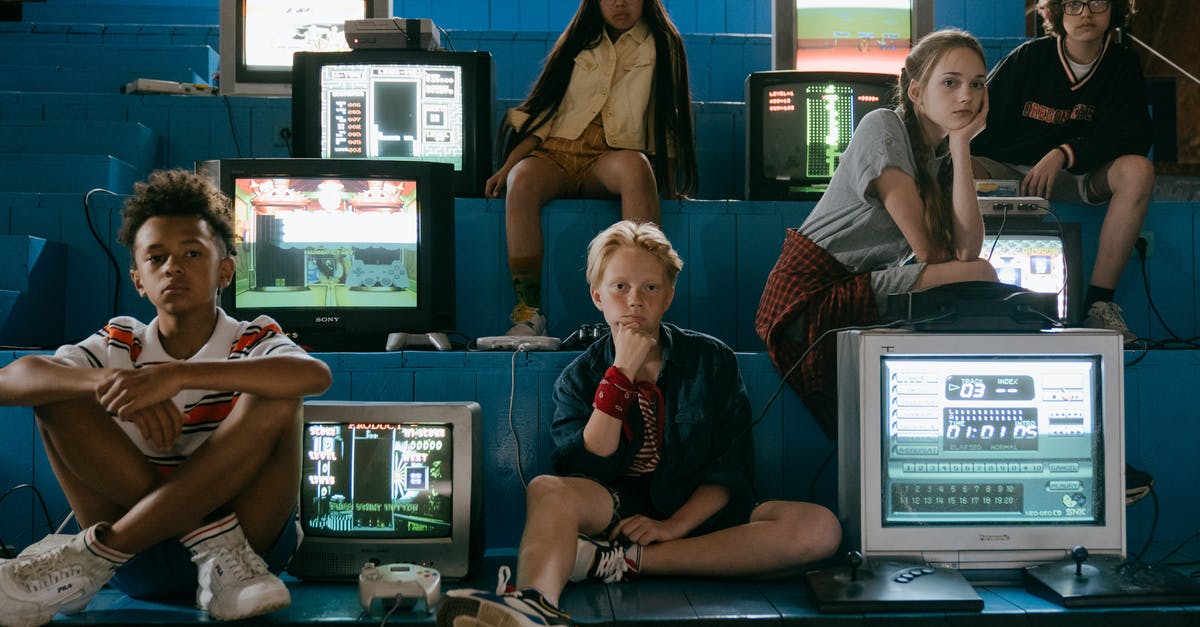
1126, 463, 1153, 505
437, 566, 572, 627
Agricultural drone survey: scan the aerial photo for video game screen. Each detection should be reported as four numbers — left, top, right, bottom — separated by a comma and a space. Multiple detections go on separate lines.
228, 176, 420, 310
794, 0, 913, 74
301, 422, 453, 539
880, 356, 1104, 527
242, 0, 361, 71
759, 77, 892, 185
318, 62, 466, 170
985, 234, 1069, 320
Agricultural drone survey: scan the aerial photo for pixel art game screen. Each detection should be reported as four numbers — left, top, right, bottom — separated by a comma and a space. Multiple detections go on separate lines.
794, 0, 911, 74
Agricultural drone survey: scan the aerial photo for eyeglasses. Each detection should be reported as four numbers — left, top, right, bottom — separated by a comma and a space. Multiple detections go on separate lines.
1061, 0, 1110, 16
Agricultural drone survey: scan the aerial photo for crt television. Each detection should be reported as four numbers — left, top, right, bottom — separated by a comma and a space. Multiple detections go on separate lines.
837, 329, 1125, 576
200, 158, 455, 352
745, 70, 894, 200
773, 0, 934, 74
288, 401, 482, 581
219, 0, 392, 96
983, 220, 1083, 324
291, 49, 494, 197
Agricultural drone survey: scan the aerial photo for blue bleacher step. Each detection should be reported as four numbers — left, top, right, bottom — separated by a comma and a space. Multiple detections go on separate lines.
0, 22, 219, 47
21, 1, 219, 26
0, 153, 139, 194
0, 235, 66, 348
0, 65, 207, 93
0, 43, 218, 78
1, 120, 158, 175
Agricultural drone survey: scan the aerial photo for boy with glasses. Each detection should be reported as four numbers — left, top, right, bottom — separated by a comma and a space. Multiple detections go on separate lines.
972, 0, 1153, 343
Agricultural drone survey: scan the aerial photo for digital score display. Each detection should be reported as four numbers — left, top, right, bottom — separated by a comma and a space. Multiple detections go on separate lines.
882, 356, 1101, 524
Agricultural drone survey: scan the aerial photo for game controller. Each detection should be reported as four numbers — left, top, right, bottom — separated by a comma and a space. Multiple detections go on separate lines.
358, 562, 442, 612
474, 335, 561, 351
385, 332, 452, 351
561, 323, 609, 350
804, 550, 982, 613
1024, 545, 1200, 607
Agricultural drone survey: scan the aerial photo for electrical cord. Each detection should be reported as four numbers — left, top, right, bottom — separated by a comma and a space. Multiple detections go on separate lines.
436, 26, 455, 51
221, 94, 244, 158
505, 345, 530, 489
0, 483, 55, 558
84, 188, 122, 319
1135, 236, 1184, 342
1131, 484, 1159, 563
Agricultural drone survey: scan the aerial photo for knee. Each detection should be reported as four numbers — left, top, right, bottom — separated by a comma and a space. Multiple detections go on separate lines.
525, 474, 573, 509
762, 501, 843, 564
1110, 155, 1156, 199
966, 258, 998, 282
608, 151, 657, 192
236, 395, 301, 433
505, 165, 555, 209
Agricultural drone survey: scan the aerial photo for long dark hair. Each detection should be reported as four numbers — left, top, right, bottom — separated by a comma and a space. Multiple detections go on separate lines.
499, 0, 697, 197
894, 28, 985, 254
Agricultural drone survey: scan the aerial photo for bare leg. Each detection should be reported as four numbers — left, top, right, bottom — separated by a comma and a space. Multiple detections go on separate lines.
36, 394, 301, 555
515, 475, 616, 606
580, 150, 660, 225
638, 500, 841, 578
1085, 155, 1154, 290
504, 157, 571, 263
913, 258, 998, 289
35, 398, 162, 528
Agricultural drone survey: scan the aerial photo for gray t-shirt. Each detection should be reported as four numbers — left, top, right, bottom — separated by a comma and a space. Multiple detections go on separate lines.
799, 108, 950, 311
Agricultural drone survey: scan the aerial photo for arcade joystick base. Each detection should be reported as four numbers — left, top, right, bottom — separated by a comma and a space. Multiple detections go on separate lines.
1024, 555, 1200, 607
805, 560, 983, 613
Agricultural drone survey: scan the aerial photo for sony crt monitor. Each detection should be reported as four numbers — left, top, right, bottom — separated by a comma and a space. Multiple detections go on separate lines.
201, 158, 455, 352
745, 70, 894, 200
773, 0, 934, 74
288, 401, 482, 581
291, 49, 494, 197
836, 329, 1125, 576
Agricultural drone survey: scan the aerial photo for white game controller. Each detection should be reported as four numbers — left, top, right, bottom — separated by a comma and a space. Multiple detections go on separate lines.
358, 562, 442, 612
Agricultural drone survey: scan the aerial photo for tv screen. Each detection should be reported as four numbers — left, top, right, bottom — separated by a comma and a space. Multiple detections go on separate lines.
773, 0, 934, 74
291, 49, 494, 197
199, 158, 455, 352
745, 70, 894, 200
289, 401, 482, 581
837, 329, 1125, 576
983, 220, 1083, 323
218, 0, 392, 96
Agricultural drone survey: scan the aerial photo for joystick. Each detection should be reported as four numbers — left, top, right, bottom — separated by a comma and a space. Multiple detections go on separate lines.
359, 562, 442, 612
1025, 545, 1200, 607
804, 551, 982, 613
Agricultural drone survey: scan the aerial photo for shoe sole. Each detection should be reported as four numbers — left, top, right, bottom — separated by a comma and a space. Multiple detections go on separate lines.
437, 595, 551, 627
207, 594, 290, 621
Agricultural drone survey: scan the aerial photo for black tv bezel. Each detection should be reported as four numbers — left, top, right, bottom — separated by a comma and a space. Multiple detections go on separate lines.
214, 158, 455, 352
984, 218, 1085, 325
290, 49, 493, 198
744, 69, 897, 201
772, 0, 935, 71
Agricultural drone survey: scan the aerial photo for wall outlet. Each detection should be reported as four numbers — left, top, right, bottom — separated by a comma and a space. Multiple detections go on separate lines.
1136, 230, 1154, 259
273, 125, 292, 148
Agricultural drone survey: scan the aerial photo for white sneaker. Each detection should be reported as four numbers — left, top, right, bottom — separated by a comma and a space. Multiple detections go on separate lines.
506, 304, 548, 337
1083, 301, 1137, 343
0, 525, 124, 627
186, 519, 290, 621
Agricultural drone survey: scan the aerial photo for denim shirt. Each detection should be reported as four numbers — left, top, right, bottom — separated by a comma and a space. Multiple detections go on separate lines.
551, 323, 756, 520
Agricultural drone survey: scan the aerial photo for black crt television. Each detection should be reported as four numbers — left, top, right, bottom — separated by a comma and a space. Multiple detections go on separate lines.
772, 0, 934, 73
983, 219, 1084, 324
745, 70, 895, 200
288, 401, 482, 581
291, 49, 494, 198
218, 0, 393, 96
199, 158, 455, 352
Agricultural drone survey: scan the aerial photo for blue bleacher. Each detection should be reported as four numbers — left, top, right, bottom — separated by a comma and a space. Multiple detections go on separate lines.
0, 0, 1197, 624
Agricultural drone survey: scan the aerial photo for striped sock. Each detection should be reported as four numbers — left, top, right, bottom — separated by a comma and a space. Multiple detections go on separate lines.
181, 513, 241, 551
84, 524, 133, 566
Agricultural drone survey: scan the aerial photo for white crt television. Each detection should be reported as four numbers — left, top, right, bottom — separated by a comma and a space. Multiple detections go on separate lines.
836, 329, 1125, 575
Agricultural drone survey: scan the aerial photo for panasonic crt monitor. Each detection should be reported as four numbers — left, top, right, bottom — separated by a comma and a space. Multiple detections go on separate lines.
288, 401, 482, 581
836, 329, 1125, 575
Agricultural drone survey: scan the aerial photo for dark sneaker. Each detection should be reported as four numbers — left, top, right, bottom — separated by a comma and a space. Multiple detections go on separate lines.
437, 566, 572, 627
569, 535, 639, 583
506, 304, 548, 337
1083, 301, 1137, 343
0, 524, 126, 627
